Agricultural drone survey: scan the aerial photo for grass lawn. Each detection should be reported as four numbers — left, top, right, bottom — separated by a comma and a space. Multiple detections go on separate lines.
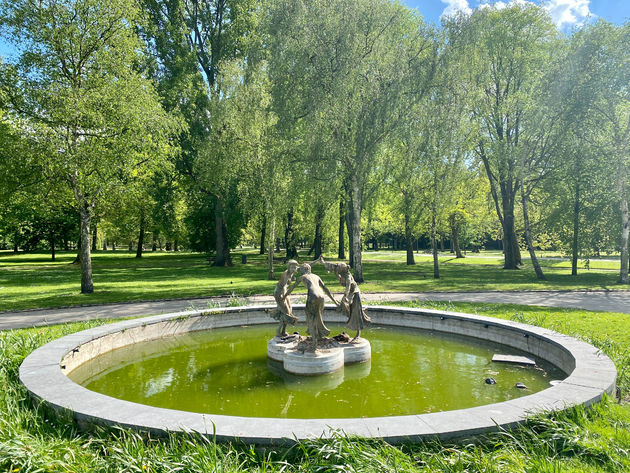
1, 249, 628, 312
1, 302, 629, 471
363, 249, 623, 271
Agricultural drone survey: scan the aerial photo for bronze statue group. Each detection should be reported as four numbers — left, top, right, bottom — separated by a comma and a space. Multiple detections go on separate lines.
269, 256, 370, 352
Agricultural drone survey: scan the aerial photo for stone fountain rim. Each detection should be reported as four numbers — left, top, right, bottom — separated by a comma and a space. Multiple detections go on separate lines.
19, 304, 617, 445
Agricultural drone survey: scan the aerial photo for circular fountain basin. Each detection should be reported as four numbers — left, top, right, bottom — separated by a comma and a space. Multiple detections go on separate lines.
68, 324, 556, 418
19, 305, 617, 445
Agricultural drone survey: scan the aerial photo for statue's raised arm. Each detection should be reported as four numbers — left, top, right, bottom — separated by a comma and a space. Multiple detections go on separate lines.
319, 256, 339, 274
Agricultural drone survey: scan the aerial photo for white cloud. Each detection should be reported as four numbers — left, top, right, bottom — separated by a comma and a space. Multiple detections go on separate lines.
478, 0, 534, 11
440, 0, 473, 19
544, 0, 592, 28
476, 0, 593, 28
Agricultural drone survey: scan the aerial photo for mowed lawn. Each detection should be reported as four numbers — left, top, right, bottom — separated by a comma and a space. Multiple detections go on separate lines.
0, 249, 628, 312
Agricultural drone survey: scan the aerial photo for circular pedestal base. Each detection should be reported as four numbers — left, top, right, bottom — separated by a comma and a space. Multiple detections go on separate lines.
284, 349, 344, 375
267, 335, 371, 375
343, 338, 371, 363
267, 336, 300, 362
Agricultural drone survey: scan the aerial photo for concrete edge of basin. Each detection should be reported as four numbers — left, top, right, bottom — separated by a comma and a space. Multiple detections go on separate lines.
19, 305, 617, 445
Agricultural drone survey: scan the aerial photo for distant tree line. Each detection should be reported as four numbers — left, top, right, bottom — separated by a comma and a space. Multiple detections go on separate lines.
0, 0, 628, 292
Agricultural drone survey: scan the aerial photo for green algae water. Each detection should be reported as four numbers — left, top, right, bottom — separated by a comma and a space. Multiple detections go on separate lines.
69, 324, 563, 418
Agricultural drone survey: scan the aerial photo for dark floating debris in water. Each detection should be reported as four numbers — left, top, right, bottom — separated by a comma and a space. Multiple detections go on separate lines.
515, 382, 528, 389
485, 378, 497, 385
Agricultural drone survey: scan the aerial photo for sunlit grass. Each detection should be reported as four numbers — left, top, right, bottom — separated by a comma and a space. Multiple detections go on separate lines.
363, 249, 622, 270
0, 249, 628, 312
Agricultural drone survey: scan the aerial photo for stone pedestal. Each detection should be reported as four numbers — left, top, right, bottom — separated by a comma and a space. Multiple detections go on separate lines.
267, 335, 371, 375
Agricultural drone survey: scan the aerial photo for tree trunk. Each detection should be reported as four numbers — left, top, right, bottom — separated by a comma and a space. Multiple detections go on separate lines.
313, 223, 322, 260
431, 212, 439, 279
13, 242, 18, 253
73, 232, 81, 264
174, 240, 179, 251
312, 206, 325, 260
521, 187, 546, 280
404, 211, 415, 265
136, 211, 145, 258
103, 240, 107, 251
91, 222, 97, 251
50, 233, 56, 261
346, 209, 354, 268
451, 226, 463, 258
78, 203, 94, 293
501, 198, 520, 270
285, 209, 298, 259
619, 187, 629, 284
338, 199, 345, 260
482, 148, 521, 269
572, 180, 580, 276
350, 176, 364, 282
112, 241, 116, 251
213, 197, 231, 266
259, 215, 266, 255
267, 214, 275, 280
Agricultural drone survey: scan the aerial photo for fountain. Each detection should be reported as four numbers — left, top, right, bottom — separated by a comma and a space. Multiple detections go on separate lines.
266, 259, 371, 375
19, 261, 617, 444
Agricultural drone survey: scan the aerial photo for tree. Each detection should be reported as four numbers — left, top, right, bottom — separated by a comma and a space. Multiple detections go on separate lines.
267, 0, 438, 282
418, 90, 469, 279
0, 0, 177, 293
141, 0, 259, 266
582, 22, 630, 283
448, 3, 557, 270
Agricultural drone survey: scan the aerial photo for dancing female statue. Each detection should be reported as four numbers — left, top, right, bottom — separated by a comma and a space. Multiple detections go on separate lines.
269, 259, 300, 337
283, 263, 338, 351
321, 257, 370, 340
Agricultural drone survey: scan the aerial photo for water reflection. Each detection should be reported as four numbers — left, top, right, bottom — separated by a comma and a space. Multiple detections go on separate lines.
266, 358, 371, 392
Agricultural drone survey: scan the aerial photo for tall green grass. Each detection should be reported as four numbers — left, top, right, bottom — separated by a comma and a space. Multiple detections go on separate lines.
1, 306, 630, 472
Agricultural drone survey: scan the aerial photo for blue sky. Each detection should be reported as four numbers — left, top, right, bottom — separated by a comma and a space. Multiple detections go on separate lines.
1, 0, 628, 58
405, 0, 629, 28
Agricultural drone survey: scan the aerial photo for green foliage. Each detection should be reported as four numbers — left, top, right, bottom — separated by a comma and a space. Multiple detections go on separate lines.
0, 0, 180, 291
185, 186, 245, 253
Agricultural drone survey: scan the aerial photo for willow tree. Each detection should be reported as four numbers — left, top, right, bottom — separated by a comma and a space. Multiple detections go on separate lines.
267, 0, 437, 282
0, 0, 177, 293
447, 3, 557, 270
584, 22, 630, 283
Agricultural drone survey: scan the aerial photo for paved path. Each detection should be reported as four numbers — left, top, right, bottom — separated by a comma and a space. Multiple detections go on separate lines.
1, 290, 629, 331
